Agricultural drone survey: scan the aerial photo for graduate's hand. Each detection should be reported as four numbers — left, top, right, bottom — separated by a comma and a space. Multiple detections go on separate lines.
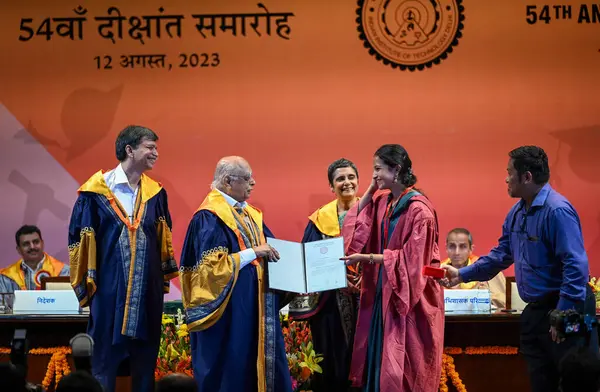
340, 253, 367, 266
254, 244, 280, 262
357, 176, 379, 214
440, 264, 463, 287
365, 176, 378, 196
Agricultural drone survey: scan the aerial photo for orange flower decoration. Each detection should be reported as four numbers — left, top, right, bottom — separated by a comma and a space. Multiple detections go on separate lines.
439, 359, 449, 392
0, 346, 71, 390
439, 347, 519, 391
443, 354, 467, 392
464, 346, 519, 355
444, 347, 463, 355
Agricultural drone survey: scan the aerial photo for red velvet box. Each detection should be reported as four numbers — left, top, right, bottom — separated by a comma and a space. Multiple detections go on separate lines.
422, 265, 445, 279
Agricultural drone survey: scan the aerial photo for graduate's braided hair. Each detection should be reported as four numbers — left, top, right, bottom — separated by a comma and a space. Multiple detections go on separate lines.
374, 144, 418, 187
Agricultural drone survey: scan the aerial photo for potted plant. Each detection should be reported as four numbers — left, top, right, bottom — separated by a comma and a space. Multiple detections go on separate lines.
155, 309, 193, 380
280, 313, 324, 392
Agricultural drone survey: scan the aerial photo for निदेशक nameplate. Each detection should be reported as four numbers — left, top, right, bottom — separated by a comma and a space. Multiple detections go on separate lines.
443, 289, 491, 313
12, 290, 81, 314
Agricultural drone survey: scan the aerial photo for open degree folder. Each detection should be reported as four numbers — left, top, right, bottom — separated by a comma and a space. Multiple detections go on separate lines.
266, 237, 348, 294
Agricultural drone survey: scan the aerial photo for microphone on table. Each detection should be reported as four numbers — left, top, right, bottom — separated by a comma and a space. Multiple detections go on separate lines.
10, 329, 29, 382
9, 329, 44, 392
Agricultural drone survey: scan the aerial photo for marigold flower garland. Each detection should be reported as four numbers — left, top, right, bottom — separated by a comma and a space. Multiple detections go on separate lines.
439, 346, 518, 392
439, 359, 449, 392
0, 346, 71, 390
443, 354, 467, 392
0, 342, 519, 392
464, 346, 519, 355
443, 347, 463, 355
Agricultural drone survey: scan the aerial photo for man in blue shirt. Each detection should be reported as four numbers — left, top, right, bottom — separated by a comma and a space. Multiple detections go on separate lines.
441, 145, 598, 392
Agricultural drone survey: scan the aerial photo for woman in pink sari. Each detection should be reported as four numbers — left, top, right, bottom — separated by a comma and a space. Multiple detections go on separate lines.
340, 144, 444, 392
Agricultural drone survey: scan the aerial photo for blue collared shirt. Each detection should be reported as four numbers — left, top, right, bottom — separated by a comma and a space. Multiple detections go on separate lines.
460, 183, 589, 310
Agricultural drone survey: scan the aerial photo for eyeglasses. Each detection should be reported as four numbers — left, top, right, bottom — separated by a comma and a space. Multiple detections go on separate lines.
231, 173, 253, 182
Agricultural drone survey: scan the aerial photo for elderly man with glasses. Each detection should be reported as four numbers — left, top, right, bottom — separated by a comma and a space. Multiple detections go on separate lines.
180, 156, 292, 392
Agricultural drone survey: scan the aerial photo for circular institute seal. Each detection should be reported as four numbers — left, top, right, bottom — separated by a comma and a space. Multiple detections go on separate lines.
357, 0, 465, 70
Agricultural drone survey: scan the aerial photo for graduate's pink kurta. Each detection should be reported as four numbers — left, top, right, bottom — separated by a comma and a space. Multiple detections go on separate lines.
342, 191, 444, 392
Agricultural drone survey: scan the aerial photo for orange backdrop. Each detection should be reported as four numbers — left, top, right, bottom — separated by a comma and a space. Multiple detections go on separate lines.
1, 0, 599, 297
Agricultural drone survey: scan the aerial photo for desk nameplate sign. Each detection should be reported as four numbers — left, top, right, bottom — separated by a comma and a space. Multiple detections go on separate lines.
444, 289, 491, 313
13, 290, 80, 314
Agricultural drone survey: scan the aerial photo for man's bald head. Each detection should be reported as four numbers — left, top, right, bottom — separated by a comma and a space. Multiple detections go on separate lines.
219, 156, 249, 171
211, 156, 255, 202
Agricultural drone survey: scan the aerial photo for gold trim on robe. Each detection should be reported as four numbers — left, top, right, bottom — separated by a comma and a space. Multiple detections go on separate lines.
157, 217, 179, 288
183, 249, 241, 331
308, 199, 341, 237
69, 228, 98, 306
78, 170, 163, 204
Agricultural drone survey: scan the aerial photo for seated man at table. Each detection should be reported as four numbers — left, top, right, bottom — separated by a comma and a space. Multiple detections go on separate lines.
0, 225, 68, 293
441, 228, 506, 309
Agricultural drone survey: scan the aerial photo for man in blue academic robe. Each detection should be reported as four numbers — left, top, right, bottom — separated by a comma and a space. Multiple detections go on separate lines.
68, 125, 178, 392
180, 156, 292, 392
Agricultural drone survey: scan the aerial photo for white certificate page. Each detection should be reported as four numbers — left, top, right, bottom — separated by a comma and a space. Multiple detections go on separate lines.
303, 237, 347, 293
266, 238, 307, 293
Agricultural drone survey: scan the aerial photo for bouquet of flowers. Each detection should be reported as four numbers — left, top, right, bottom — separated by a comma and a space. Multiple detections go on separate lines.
155, 309, 193, 380
280, 313, 323, 392
589, 277, 600, 310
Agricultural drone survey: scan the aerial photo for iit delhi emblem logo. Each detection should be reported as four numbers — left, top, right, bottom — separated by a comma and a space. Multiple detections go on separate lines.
357, 0, 465, 70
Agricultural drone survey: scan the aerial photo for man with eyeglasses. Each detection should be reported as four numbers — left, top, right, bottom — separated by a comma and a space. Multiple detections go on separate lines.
441, 145, 597, 392
179, 156, 292, 392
